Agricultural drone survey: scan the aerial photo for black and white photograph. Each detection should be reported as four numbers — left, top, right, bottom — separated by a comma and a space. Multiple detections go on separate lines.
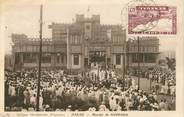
1, 0, 183, 115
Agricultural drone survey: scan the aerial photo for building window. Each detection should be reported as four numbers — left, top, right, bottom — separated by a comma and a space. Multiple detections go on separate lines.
57, 54, 60, 63
84, 58, 88, 67
15, 53, 21, 64
73, 54, 79, 65
142, 46, 145, 52
61, 54, 64, 63
23, 53, 37, 63
86, 25, 90, 30
145, 53, 156, 63
116, 54, 121, 65
57, 54, 64, 63
70, 35, 81, 44
42, 53, 51, 63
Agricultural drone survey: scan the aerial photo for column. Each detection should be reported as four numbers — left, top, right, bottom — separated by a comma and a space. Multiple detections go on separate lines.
63, 54, 67, 67
81, 54, 84, 70
51, 53, 55, 67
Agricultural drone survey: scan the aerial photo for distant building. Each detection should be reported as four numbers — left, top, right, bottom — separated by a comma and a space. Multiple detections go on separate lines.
11, 14, 159, 70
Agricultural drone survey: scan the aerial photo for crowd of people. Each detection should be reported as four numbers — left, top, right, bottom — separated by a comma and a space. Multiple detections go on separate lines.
4, 66, 175, 111
129, 67, 176, 96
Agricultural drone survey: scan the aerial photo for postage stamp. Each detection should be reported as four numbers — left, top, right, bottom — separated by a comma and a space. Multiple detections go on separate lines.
128, 6, 177, 34
121, 0, 156, 29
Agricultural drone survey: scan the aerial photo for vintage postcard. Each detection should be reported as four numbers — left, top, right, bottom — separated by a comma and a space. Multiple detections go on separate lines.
0, 0, 183, 117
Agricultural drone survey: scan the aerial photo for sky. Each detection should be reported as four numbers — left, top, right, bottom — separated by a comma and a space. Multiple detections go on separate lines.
1, 0, 176, 54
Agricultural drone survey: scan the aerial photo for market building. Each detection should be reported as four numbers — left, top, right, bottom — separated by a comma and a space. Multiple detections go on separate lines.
11, 14, 159, 70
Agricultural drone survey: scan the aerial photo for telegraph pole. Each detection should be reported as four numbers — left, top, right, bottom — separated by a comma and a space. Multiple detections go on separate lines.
137, 36, 140, 90
123, 39, 126, 79
127, 40, 130, 71
36, 5, 43, 111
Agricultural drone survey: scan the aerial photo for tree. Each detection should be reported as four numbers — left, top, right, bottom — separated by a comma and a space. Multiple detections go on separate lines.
165, 57, 176, 71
